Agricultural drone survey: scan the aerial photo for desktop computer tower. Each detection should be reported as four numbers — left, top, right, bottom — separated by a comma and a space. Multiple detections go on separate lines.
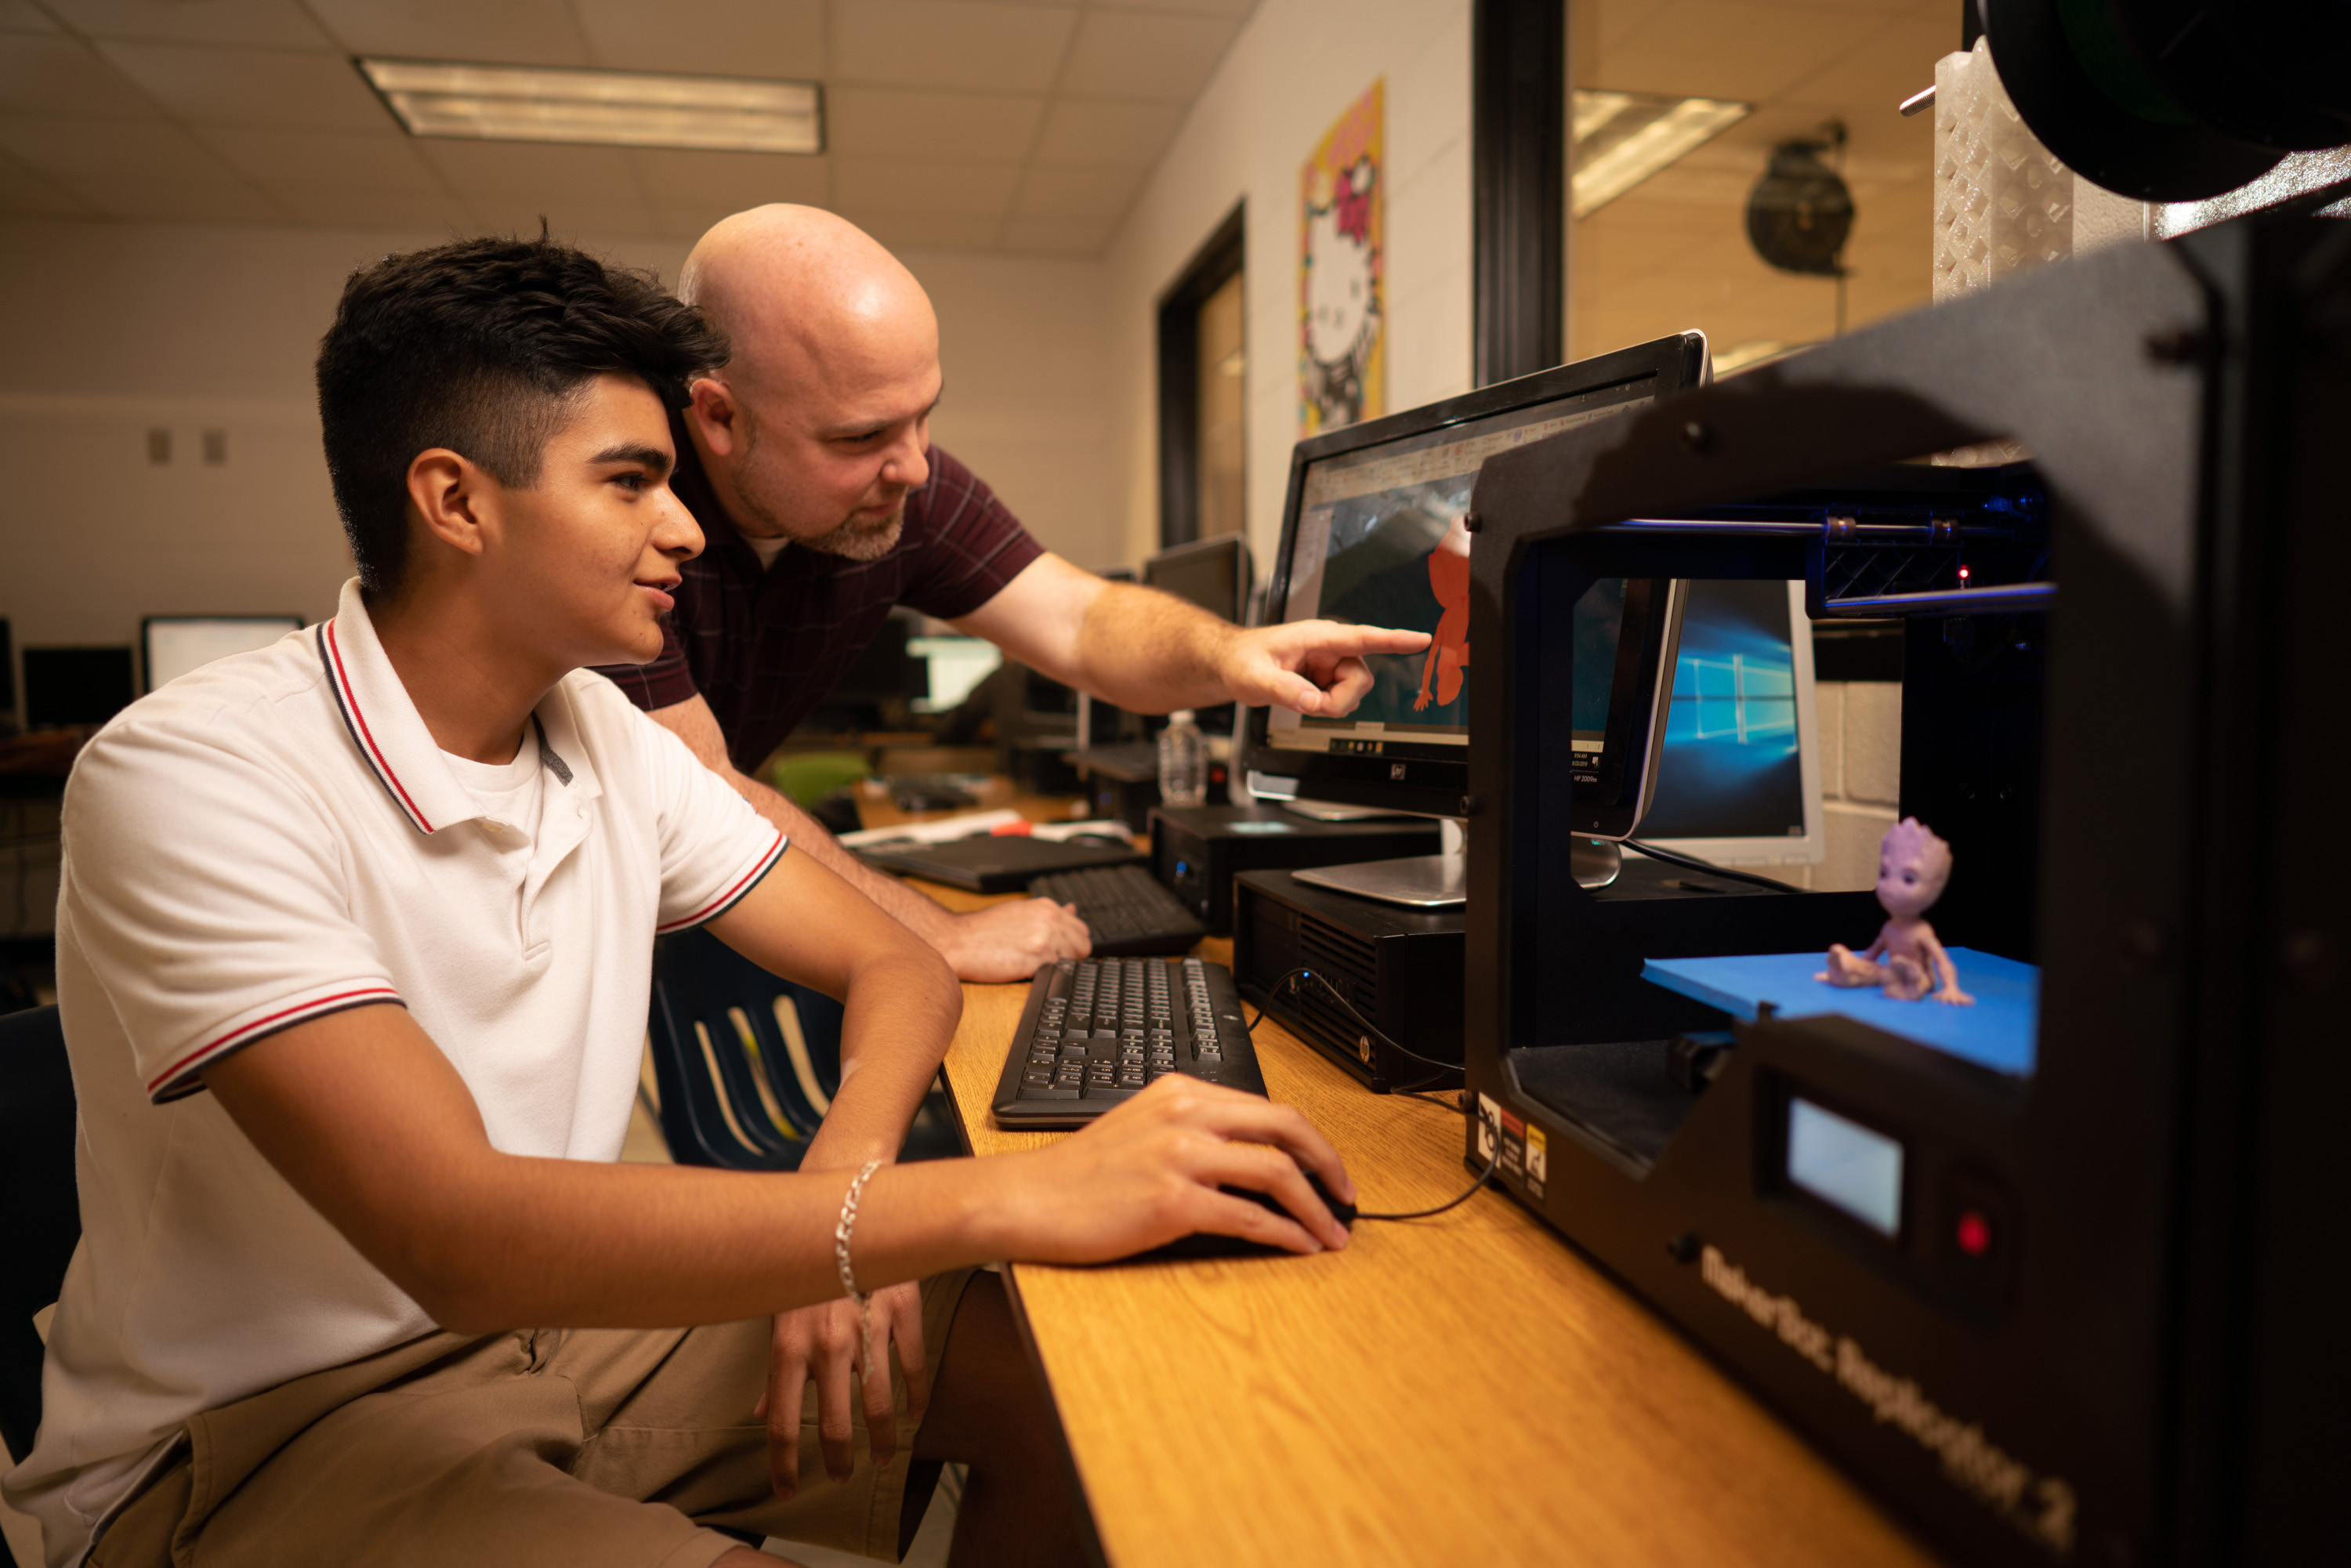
1148, 802, 1440, 934
1230, 868, 1463, 1092
1458, 215, 2341, 1566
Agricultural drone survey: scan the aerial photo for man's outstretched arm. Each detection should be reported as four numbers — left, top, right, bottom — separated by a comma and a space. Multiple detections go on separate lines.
955, 553, 1433, 719
647, 691, 1089, 983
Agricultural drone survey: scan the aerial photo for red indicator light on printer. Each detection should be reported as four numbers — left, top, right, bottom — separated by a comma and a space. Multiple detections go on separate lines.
1956, 1210, 1993, 1257
1958, 565, 1972, 583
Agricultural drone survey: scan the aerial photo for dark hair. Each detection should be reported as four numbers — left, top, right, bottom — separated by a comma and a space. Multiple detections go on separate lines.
316, 231, 727, 595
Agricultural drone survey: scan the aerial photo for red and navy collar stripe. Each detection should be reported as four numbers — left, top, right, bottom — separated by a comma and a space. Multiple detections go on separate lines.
655, 831, 788, 934
317, 622, 435, 833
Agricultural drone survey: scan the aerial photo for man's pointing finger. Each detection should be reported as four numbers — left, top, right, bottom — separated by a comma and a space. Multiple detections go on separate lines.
1302, 623, 1433, 656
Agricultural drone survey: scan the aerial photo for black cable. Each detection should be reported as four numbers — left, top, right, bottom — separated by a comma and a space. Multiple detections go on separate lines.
1357, 1102, 1502, 1222
1622, 838, 1804, 894
1259, 966, 1464, 1074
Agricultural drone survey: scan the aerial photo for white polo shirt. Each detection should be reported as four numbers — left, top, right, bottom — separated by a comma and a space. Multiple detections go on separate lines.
5, 579, 785, 1567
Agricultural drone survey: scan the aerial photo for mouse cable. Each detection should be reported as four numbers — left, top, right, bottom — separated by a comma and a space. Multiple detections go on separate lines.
1356, 1101, 1502, 1222
1621, 839, 1804, 895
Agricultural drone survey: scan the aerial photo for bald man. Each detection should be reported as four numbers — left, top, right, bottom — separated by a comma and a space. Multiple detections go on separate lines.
599, 205, 1429, 983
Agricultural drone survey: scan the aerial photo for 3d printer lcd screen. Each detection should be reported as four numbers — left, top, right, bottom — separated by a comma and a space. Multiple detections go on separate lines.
1786, 1097, 1904, 1237
1268, 382, 1650, 757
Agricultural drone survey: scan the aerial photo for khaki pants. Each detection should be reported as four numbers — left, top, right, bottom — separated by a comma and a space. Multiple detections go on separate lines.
89, 1269, 974, 1568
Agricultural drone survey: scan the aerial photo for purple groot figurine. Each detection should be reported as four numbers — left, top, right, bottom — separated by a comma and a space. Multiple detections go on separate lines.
1817, 817, 1975, 1005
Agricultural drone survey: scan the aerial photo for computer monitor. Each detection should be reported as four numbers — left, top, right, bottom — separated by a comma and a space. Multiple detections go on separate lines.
24, 647, 136, 729
1143, 534, 1250, 623
142, 615, 304, 692
1144, 534, 1252, 737
1242, 335, 1710, 902
1633, 579, 1826, 867
907, 636, 1002, 714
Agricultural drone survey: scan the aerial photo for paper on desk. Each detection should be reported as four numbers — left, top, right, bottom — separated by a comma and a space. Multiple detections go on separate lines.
837, 812, 1132, 849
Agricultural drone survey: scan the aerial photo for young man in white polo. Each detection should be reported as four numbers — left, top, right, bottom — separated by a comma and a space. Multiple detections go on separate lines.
4, 235, 1354, 1568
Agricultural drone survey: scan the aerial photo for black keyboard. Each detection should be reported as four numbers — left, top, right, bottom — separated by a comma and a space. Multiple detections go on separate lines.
991, 956, 1266, 1128
1027, 864, 1205, 956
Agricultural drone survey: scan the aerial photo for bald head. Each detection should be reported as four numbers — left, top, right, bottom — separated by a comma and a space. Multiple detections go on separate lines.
679, 205, 937, 401
675, 205, 943, 559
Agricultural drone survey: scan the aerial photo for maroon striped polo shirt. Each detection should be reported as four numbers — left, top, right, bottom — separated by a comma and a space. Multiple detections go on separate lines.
596, 414, 1044, 770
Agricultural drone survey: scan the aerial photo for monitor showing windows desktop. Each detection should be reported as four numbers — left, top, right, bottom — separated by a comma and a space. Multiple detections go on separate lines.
1241, 335, 1711, 900
1636, 579, 1825, 868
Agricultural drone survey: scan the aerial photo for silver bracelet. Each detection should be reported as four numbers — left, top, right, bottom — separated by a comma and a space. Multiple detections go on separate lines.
833, 1159, 886, 1382
833, 1158, 884, 1305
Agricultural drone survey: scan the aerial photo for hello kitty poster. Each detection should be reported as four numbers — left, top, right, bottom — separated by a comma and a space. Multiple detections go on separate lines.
1300, 81, 1384, 435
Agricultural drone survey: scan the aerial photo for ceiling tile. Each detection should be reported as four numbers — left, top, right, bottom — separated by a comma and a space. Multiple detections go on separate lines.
573, 0, 825, 78
462, 194, 665, 240
0, 0, 58, 33
0, 152, 91, 214
1027, 96, 1181, 168
1775, 15, 1954, 121
833, 208, 1004, 252
1588, 0, 1875, 103
995, 212, 1116, 255
96, 43, 398, 132
632, 147, 830, 207
201, 127, 446, 192
1012, 164, 1136, 221
1093, 0, 1254, 13
832, 154, 1018, 216
828, 1, 1077, 93
302, 0, 592, 67
828, 85, 1043, 162
420, 138, 647, 201
1056, 9, 1241, 102
269, 184, 474, 230
0, 34, 166, 120
0, 114, 246, 186
42, 0, 333, 49
63, 176, 282, 221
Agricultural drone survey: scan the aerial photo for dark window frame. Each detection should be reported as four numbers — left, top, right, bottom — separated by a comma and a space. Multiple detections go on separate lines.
1473, 0, 1567, 388
1155, 204, 1246, 549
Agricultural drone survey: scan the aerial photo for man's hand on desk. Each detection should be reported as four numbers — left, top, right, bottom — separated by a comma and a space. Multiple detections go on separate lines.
756, 1282, 928, 1498
935, 895, 1092, 983
1220, 620, 1433, 718
986, 1077, 1357, 1258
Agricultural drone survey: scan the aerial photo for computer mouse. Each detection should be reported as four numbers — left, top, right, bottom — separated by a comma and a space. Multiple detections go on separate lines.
1133, 1168, 1357, 1262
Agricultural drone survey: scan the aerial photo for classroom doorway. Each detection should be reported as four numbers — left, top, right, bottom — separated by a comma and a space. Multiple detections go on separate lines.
1156, 206, 1245, 549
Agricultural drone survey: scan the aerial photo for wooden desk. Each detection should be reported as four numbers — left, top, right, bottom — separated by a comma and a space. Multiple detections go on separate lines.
906, 863, 1940, 1567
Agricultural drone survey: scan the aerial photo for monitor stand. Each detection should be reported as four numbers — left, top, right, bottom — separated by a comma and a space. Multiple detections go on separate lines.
1295, 852, 1466, 907
1284, 797, 1417, 823
1291, 835, 1623, 907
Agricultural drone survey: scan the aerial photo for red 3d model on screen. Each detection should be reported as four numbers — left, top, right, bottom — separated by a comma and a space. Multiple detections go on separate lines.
1413, 514, 1472, 712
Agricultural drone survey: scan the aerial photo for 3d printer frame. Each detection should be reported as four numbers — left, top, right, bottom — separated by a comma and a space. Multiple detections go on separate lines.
1458, 218, 2344, 1566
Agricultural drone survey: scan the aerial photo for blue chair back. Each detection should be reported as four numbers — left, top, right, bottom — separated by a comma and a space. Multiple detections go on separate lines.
0, 1004, 78, 1467
647, 929, 962, 1169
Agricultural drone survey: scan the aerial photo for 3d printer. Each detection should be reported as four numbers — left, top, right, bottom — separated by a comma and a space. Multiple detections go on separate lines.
1459, 215, 2342, 1565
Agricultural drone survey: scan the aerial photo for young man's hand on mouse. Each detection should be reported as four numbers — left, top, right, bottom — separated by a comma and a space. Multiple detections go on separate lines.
973, 1077, 1357, 1260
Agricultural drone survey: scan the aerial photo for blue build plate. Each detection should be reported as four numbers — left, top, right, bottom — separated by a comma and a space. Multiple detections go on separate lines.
1640, 948, 2038, 1077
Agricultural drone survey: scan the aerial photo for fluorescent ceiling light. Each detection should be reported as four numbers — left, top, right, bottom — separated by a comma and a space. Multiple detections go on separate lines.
1573, 89, 1751, 218
358, 58, 822, 154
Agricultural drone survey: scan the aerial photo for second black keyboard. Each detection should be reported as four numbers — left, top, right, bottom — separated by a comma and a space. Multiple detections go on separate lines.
991, 956, 1265, 1128
1027, 863, 1205, 956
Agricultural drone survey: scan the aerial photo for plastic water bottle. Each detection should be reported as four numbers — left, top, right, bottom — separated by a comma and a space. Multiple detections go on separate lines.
1157, 709, 1207, 808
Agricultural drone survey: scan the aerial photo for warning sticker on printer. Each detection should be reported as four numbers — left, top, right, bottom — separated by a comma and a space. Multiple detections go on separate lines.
1525, 1124, 1548, 1198
1498, 1110, 1526, 1179
1476, 1094, 1498, 1162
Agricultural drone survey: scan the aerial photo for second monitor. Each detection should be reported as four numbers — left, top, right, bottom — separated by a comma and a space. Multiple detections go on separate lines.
1242, 333, 1712, 903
